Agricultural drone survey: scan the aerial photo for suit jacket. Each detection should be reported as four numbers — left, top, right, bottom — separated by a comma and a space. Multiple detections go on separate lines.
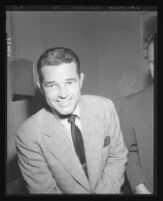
122, 85, 154, 193
15, 95, 128, 194
115, 98, 145, 193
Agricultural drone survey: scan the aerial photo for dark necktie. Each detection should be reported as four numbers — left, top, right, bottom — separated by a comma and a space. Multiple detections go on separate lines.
68, 114, 88, 179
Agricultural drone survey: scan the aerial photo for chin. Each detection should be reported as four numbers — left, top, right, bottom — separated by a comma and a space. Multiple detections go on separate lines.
57, 107, 75, 116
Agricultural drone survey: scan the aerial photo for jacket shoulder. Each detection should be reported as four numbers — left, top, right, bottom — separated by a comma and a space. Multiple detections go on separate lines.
125, 90, 143, 106
16, 108, 45, 141
81, 94, 114, 108
80, 95, 116, 117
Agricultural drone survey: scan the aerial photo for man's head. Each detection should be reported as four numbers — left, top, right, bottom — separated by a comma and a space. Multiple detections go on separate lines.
146, 35, 155, 79
37, 47, 84, 117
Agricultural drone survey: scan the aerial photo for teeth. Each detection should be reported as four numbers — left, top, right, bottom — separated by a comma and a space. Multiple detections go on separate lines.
58, 99, 70, 103
58, 100, 70, 105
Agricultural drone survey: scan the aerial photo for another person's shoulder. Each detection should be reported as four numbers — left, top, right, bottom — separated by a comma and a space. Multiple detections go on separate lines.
124, 89, 147, 116
125, 90, 143, 106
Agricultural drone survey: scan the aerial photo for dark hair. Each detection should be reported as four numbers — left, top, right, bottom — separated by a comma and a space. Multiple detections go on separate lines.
37, 47, 80, 82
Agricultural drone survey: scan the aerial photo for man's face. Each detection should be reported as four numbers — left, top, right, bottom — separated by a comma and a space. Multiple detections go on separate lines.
147, 41, 154, 79
38, 62, 84, 116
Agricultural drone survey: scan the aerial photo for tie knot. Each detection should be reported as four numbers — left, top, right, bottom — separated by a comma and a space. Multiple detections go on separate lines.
68, 114, 76, 124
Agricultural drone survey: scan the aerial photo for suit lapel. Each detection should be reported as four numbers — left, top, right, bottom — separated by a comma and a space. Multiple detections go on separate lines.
79, 98, 103, 192
41, 108, 90, 191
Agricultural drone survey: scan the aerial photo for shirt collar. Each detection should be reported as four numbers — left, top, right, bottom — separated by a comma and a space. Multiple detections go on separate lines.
53, 104, 80, 121
72, 104, 80, 119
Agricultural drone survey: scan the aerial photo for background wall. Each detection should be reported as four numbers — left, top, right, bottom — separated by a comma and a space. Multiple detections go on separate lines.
7, 11, 150, 182
7, 12, 42, 182
97, 12, 143, 100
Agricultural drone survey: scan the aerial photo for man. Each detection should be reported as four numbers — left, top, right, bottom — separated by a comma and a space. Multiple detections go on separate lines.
117, 34, 155, 194
15, 47, 128, 194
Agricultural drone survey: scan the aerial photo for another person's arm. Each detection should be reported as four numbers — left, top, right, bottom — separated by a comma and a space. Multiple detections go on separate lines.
135, 183, 151, 194
127, 131, 151, 194
126, 128, 151, 194
121, 103, 151, 194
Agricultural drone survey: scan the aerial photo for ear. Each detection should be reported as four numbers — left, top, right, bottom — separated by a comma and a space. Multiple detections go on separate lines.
37, 81, 43, 94
79, 72, 84, 89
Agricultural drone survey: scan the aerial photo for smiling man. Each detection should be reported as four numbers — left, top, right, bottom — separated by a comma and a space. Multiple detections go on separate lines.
15, 47, 128, 194
39, 61, 84, 116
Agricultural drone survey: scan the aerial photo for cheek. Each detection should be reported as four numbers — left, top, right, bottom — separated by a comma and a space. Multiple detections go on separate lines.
44, 90, 57, 100
70, 87, 81, 98
149, 64, 154, 73
150, 66, 154, 78
72, 83, 81, 93
150, 64, 154, 71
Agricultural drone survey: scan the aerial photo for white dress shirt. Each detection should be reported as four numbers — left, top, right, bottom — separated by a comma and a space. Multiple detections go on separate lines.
59, 105, 82, 144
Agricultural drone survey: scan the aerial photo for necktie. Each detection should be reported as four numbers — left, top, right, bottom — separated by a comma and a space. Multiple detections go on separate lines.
68, 114, 88, 179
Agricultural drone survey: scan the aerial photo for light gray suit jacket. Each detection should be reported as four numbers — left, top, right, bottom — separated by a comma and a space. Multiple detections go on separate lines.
15, 95, 128, 194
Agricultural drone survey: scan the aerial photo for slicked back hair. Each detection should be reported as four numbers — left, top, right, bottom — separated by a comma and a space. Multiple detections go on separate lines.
37, 47, 81, 82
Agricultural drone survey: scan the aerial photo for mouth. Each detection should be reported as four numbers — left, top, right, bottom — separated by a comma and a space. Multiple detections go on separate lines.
57, 99, 71, 107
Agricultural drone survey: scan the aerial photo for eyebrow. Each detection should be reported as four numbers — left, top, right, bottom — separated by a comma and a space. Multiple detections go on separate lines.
44, 78, 77, 84
44, 81, 57, 85
65, 78, 77, 81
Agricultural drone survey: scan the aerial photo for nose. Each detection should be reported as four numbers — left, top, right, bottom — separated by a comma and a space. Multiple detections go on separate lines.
58, 86, 68, 98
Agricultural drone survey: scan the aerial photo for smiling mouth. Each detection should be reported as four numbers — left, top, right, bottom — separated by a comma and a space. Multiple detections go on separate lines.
58, 100, 71, 106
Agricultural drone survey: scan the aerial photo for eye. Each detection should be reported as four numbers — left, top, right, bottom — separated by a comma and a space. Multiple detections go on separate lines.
66, 80, 76, 86
66, 81, 73, 85
46, 83, 57, 88
49, 84, 55, 88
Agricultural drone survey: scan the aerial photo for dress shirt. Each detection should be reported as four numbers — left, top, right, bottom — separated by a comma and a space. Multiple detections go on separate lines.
59, 105, 81, 143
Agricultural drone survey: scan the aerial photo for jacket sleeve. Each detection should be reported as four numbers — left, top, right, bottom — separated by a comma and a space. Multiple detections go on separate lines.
122, 109, 146, 191
95, 100, 128, 194
15, 129, 62, 194
116, 98, 146, 192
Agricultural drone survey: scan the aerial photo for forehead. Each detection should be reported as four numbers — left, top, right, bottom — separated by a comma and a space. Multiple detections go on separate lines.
41, 62, 78, 82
